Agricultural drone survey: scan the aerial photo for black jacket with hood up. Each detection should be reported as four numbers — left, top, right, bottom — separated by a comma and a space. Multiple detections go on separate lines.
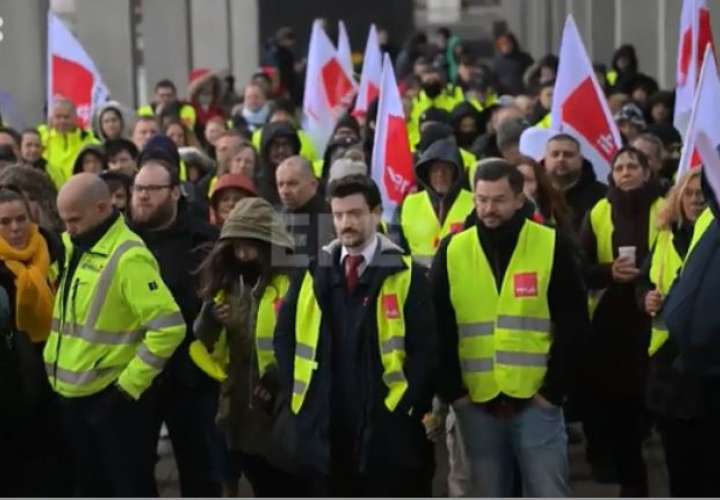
393, 137, 472, 253
257, 122, 301, 208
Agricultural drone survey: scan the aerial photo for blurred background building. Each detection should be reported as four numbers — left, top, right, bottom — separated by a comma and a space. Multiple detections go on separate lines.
0, 0, 717, 128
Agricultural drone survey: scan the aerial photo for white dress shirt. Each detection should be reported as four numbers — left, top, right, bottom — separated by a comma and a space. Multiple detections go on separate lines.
340, 234, 379, 277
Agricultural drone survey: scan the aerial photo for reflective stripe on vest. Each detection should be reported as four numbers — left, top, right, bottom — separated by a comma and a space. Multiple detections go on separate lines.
401, 190, 473, 266
447, 220, 555, 403
588, 198, 663, 317
648, 229, 683, 356
292, 257, 413, 414
48, 240, 146, 391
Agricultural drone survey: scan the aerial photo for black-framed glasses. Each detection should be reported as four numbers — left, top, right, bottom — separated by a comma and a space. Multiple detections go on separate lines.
131, 184, 173, 194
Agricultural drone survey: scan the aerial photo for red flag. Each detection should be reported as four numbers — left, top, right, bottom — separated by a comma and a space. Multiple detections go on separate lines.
551, 15, 622, 181
371, 54, 414, 221
48, 11, 109, 129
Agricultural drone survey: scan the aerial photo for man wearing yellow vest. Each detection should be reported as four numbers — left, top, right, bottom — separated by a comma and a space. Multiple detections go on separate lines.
274, 174, 438, 496
395, 137, 474, 267
137, 79, 197, 130
44, 173, 185, 496
431, 159, 588, 497
39, 98, 99, 190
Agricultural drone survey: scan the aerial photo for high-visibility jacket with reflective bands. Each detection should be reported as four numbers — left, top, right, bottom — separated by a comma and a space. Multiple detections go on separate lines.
38, 124, 99, 189
685, 207, 714, 263
189, 275, 291, 382
251, 128, 318, 164
43, 216, 185, 399
588, 198, 664, 317
447, 220, 555, 403
137, 103, 197, 129
400, 189, 474, 267
647, 229, 683, 356
291, 257, 413, 414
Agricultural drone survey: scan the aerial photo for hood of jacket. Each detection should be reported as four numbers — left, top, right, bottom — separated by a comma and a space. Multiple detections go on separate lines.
92, 100, 131, 141
220, 196, 295, 252
414, 136, 464, 197
259, 121, 302, 167
72, 144, 108, 174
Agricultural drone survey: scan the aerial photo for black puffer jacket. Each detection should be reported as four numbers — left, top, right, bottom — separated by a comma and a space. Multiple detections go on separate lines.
561, 159, 608, 233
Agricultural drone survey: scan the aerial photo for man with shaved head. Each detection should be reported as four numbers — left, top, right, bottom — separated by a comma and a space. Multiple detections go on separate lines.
45, 173, 185, 496
40, 98, 99, 189
276, 155, 333, 260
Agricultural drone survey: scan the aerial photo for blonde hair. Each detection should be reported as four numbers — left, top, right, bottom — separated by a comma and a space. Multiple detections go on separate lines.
657, 169, 702, 230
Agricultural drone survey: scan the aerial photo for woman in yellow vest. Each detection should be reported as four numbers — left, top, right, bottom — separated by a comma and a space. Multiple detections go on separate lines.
636, 170, 710, 497
192, 197, 303, 497
579, 146, 664, 497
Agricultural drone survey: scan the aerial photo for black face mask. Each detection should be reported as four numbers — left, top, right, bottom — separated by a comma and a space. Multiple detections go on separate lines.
422, 81, 444, 99
455, 131, 478, 149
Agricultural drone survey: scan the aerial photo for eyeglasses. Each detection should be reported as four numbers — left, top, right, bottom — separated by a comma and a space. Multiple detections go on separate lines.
131, 184, 173, 194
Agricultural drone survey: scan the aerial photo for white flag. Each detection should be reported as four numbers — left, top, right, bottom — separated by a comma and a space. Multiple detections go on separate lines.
302, 20, 355, 154
371, 54, 414, 222
353, 24, 382, 116
47, 11, 109, 129
551, 15, 622, 182
337, 20, 356, 85
677, 46, 720, 197
673, 0, 715, 137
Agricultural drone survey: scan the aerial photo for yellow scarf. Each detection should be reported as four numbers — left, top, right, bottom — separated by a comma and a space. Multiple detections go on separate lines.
0, 224, 54, 342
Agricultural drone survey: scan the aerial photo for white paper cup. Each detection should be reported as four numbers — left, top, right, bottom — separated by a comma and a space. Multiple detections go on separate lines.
618, 246, 637, 266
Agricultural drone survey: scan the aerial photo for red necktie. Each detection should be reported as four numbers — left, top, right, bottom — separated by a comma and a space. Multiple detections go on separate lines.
345, 255, 364, 293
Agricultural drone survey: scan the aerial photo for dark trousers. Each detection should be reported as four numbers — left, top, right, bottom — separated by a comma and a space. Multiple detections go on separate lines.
658, 417, 720, 497
148, 374, 223, 497
583, 398, 648, 497
58, 386, 157, 497
230, 451, 308, 497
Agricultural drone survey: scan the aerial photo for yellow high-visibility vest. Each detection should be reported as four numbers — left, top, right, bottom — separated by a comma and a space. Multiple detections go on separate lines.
588, 198, 664, 317
447, 220, 555, 403
292, 257, 413, 414
137, 103, 197, 129
189, 275, 291, 382
647, 229, 683, 356
38, 124, 99, 189
400, 189, 474, 267
43, 217, 185, 399
685, 207, 714, 263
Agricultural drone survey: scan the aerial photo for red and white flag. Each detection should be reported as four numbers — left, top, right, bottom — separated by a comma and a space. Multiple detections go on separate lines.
371, 54, 414, 221
302, 20, 356, 153
551, 15, 622, 182
353, 24, 382, 117
337, 21, 356, 85
674, 0, 715, 137
47, 11, 109, 129
677, 46, 720, 193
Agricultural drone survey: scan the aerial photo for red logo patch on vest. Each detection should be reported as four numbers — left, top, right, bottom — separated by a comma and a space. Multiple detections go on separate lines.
513, 273, 538, 298
382, 294, 401, 319
450, 223, 464, 234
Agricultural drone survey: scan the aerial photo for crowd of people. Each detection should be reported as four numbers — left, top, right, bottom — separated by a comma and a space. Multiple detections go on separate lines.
1, 22, 719, 498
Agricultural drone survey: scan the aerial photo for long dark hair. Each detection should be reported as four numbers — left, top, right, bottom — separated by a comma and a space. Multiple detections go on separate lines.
196, 238, 275, 300
516, 156, 571, 229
